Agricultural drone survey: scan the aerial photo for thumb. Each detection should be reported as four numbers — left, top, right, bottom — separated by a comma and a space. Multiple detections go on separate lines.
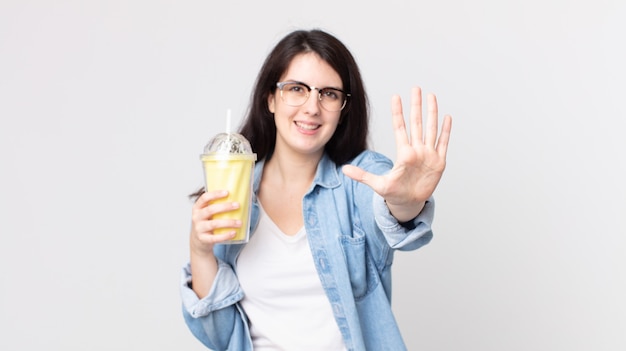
342, 165, 382, 193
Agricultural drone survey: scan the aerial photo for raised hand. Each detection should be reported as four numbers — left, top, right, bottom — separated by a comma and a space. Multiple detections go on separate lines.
342, 87, 452, 222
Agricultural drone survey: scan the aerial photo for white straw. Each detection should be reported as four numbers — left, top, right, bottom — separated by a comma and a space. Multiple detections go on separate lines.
226, 108, 232, 134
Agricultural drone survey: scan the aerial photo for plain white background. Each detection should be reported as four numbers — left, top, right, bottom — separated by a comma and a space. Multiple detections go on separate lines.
1, 0, 625, 350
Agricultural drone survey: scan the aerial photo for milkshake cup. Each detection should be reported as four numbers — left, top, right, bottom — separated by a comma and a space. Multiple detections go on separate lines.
200, 132, 256, 244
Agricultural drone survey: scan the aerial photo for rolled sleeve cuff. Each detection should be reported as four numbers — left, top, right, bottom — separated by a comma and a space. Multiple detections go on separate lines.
180, 260, 244, 318
373, 194, 435, 249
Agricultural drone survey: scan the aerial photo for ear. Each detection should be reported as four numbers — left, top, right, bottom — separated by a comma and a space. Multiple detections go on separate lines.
268, 93, 276, 113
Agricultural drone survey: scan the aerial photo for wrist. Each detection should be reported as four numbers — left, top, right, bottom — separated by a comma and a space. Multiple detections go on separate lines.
385, 200, 425, 223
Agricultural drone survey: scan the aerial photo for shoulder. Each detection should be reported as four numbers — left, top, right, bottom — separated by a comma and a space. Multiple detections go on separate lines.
346, 150, 393, 173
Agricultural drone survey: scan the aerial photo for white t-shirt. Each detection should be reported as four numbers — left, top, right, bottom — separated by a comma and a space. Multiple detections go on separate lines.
236, 204, 346, 351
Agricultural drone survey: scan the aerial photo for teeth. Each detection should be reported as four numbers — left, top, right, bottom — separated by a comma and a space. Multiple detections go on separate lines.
295, 122, 319, 130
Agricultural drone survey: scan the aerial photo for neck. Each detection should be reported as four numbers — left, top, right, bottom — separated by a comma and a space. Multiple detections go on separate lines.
264, 149, 322, 187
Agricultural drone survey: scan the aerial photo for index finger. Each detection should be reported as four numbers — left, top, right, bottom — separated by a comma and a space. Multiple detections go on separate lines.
391, 94, 409, 152
194, 190, 228, 209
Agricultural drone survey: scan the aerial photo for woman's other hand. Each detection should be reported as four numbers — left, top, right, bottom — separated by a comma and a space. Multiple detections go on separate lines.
189, 190, 240, 298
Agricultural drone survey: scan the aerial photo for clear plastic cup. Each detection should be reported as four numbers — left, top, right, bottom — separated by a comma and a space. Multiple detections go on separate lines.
200, 132, 256, 244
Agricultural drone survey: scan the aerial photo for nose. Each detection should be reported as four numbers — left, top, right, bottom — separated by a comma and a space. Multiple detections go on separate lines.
303, 87, 322, 114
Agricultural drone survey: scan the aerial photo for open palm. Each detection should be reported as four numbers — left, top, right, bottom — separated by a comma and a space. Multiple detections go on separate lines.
342, 87, 452, 221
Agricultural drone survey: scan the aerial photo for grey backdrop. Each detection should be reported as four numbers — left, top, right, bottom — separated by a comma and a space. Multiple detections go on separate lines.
1, 1, 625, 350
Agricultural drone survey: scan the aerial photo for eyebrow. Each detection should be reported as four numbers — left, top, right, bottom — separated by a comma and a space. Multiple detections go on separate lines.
285, 80, 345, 91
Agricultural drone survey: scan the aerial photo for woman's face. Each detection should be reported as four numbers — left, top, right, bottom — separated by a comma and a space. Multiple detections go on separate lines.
268, 52, 343, 160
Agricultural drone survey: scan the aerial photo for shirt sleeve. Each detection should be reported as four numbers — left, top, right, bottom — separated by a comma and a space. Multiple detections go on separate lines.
180, 260, 244, 317
372, 192, 434, 251
180, 260, 251, 350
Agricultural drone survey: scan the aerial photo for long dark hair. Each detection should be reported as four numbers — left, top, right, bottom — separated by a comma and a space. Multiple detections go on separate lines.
240, 29, 369, 164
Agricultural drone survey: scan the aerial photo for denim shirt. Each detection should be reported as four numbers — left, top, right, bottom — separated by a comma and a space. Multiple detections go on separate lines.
181, 150, 435, 351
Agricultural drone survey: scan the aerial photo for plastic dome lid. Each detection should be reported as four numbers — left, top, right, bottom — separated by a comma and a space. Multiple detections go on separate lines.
203, 132, 253, 155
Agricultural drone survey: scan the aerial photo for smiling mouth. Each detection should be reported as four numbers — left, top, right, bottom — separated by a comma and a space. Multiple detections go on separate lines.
295, 121, 320, 131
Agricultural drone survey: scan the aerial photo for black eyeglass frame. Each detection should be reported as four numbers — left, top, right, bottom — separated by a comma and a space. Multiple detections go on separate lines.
275, 81, 351, 111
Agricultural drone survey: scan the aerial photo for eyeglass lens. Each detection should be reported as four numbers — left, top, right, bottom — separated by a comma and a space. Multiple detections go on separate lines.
279, 82, 347, 111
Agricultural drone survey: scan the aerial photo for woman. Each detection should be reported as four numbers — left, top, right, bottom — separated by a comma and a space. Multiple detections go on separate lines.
181, 29, 452, 350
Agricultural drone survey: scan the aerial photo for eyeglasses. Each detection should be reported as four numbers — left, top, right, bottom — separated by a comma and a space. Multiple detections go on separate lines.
276, 81, 350, 112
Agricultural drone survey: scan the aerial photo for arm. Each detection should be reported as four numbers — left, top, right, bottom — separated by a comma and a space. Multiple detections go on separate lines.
181, 261, 248, 350
181, 190, 247, 350
189, 190, 239, 298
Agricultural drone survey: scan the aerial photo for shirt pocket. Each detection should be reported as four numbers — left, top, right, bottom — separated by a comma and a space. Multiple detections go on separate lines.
340, 225, 381, 301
